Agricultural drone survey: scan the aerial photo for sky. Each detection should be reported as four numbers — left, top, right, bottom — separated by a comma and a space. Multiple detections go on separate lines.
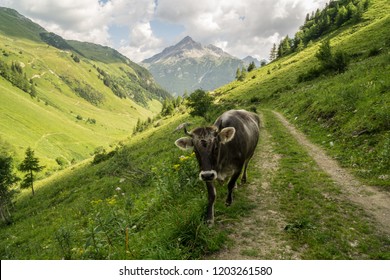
0, 0, 328, 62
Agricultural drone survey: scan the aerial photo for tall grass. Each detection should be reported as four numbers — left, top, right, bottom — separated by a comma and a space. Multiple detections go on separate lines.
0, 114, 255, 259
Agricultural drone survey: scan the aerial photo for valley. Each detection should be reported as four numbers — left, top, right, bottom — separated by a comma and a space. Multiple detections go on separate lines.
0, 7, 170, 171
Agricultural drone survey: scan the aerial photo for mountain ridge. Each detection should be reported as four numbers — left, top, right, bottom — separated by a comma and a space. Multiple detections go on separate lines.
142, 36, 245, 96
0, 7, 170, 170
143, 36, 233, 64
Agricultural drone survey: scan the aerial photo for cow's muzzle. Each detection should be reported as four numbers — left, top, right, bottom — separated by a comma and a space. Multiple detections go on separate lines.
199, 170, 217, 181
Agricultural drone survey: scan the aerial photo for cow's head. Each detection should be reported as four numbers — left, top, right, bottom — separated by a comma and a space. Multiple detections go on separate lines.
175, 125, 236, 181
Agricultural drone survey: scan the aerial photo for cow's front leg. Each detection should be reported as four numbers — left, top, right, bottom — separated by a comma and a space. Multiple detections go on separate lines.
206, 181, 216, 225
226, 171, 241, 206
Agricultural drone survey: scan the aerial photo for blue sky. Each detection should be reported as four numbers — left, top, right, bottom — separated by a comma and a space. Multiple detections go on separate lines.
0, 0, 328, 62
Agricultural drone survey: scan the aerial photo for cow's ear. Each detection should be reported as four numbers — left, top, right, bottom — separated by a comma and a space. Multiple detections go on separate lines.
219, 127, 236, 144
175, 137, 194, 151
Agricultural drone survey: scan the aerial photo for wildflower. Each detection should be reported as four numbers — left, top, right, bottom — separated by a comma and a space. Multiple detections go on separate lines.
91, 199, 103, 205
173, 164, 180, 171
115, 187, 121, 192
106, 197, 116, 205
179, 155, 189, 161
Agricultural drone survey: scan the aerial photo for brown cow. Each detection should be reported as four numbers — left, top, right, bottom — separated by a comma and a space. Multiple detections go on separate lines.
175, 109, 260, 224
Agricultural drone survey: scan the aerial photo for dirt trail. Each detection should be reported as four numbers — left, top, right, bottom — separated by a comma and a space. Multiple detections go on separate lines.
273, 111, 390, 234
211, 110, 390, 259
212, 113, 300, 259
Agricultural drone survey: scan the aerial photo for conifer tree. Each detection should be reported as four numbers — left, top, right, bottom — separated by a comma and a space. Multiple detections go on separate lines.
247, 61, 256, 72
18, 147, 44, 196
269, 43, 277, 61
235, 67, 241, 80
0, 154, 19, 224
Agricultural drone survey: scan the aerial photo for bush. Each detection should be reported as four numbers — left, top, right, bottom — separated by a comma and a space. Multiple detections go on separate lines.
55, 157, 68, 168
187, 89, 215, 120
92, 148, 116, 165
297, 67, 322, 82
316, 40, 350, 74
299, 40, 350, 83
332, 50, 350, 73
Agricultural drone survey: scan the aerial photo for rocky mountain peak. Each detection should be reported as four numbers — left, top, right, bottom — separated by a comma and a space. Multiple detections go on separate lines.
142, 36, 232, 64
141, 36, 244, 96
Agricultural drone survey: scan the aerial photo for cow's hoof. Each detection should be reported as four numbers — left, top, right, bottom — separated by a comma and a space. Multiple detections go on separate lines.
225, 200, 232, 207
206, 219, 214, 227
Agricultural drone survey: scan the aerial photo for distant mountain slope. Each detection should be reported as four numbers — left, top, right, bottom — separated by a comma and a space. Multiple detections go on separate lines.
242, 56, 264, 67
0, 7, 170, 171
0, 7, 45, 42
142, 36, 245, 96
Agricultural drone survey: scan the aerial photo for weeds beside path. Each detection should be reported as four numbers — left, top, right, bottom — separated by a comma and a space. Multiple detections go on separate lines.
210, 109, 390, 259
273, 111, 390, 235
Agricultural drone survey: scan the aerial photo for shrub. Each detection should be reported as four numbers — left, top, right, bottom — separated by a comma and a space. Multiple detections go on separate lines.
55, 157, 68, 168
332, 50, 350, 73
316, 40, 350, 74
187, 89, 215, 120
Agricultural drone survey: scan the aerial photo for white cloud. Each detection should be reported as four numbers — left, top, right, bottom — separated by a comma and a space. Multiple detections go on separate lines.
155, 0, 328, 59
0, 0, 164, 61
0, 0, 328, 61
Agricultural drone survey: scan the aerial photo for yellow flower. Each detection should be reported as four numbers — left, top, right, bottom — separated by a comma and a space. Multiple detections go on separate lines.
179, 155, 189, 161
91, 199, 103, 205
106, 197, 117, 205
173, 164, 180, 171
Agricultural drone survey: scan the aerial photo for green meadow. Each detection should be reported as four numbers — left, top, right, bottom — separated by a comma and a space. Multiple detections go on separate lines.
0, 27, 163, 171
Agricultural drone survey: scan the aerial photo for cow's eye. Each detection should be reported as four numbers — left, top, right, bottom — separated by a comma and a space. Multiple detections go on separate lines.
200, 140, 207, 148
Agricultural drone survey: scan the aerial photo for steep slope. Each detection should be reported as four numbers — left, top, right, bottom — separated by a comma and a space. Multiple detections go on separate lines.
0, 7, 170, 171
142, 36, 244, 96
0, 7, 45, 42
214, 0, 390, 186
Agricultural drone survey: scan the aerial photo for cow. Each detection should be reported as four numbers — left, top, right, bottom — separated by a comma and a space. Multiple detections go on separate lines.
174, 109, 260, 225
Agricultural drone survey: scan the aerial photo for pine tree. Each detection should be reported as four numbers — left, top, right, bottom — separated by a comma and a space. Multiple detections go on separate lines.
18, 147, 44, 196
315, 39, 333, 68
335, 6, 348, 26
238, 66, 247, 81
269, 43, 277, 61
0, 154, 19, 224
247, 61, 256, 72
235, 67, 241, 80
30, 83, 37, 98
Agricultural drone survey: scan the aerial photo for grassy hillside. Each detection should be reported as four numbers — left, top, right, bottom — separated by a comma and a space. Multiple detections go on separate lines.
214, 0, 390, 186
0, 7, 170, 171
0, 113, 253, 259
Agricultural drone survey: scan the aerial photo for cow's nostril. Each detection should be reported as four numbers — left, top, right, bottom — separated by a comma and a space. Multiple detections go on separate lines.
200, 171, 216, 181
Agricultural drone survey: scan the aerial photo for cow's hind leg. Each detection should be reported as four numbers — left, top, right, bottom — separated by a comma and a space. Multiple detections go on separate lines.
225, 171, 241, 206
241, 153, 255, 184
241, 159, 250, 184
